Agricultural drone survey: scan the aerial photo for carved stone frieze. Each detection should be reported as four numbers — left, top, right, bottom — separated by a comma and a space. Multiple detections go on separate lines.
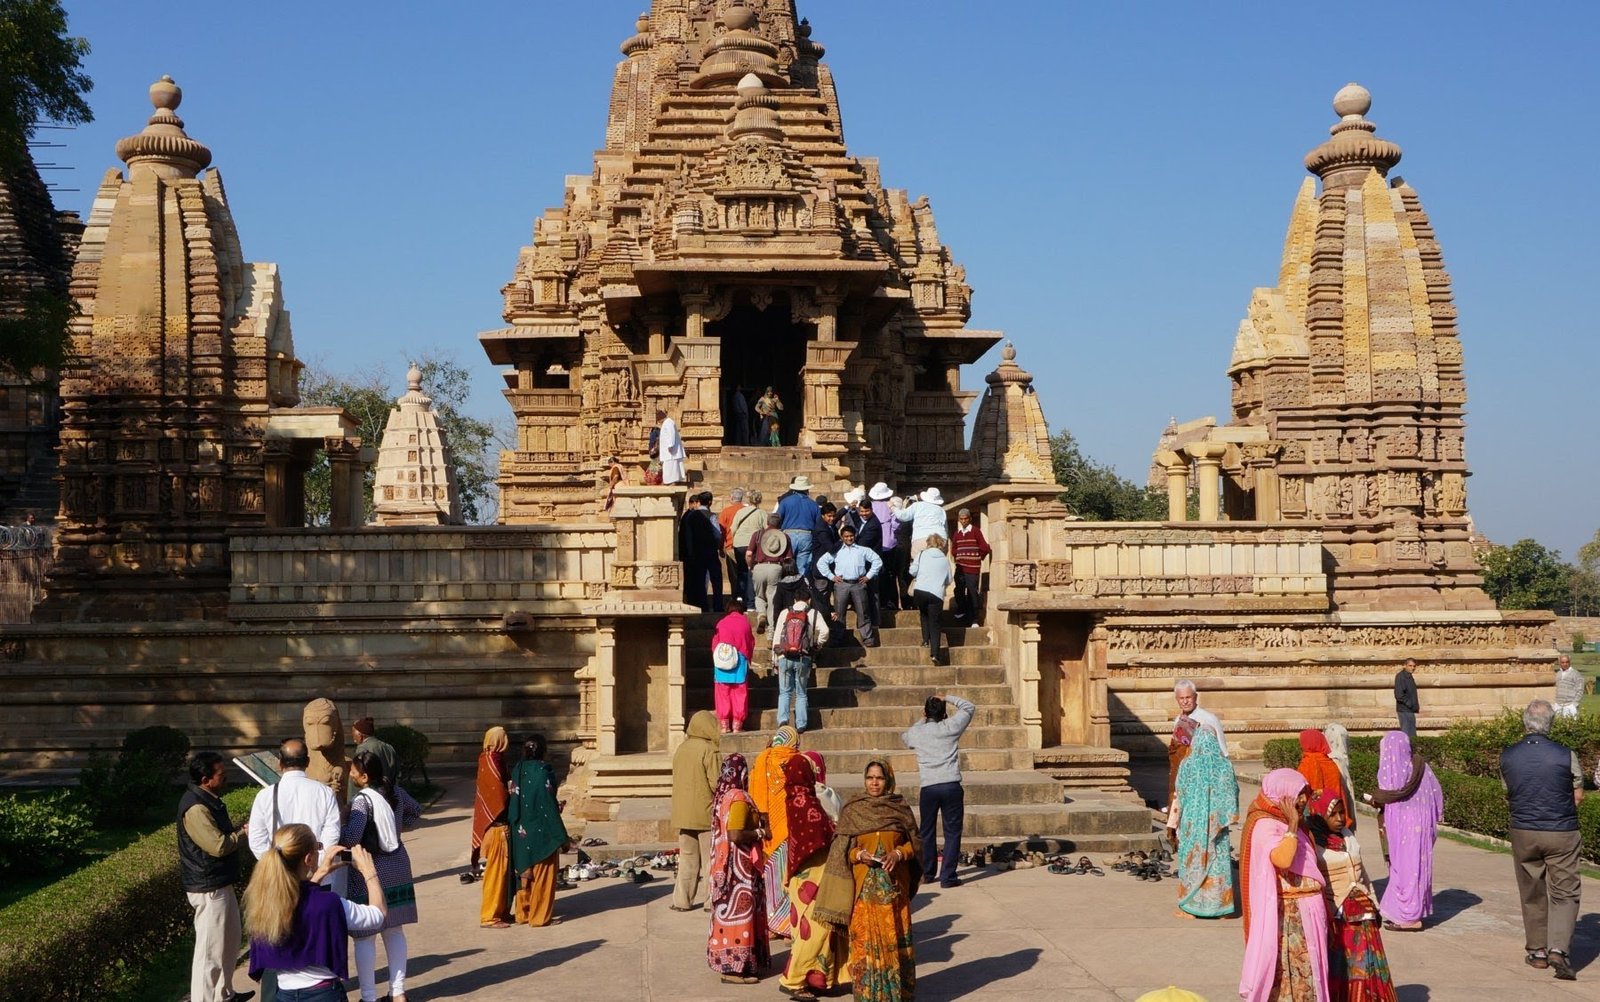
1106, 621, 1551, 653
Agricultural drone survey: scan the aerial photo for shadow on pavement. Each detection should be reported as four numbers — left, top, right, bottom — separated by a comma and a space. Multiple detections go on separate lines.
403, 947, 484, 979
558, 879, 671, 921
1571, 911, 1600, 971
422, 939, 605, 999
1427, 887, 1483, 926
916, 947, 1042, 1000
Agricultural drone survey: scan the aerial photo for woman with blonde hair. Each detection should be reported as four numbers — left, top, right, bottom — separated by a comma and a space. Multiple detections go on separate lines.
245, 824, 385, 1001
471, 725, 514, 927
908, 534, 953, 666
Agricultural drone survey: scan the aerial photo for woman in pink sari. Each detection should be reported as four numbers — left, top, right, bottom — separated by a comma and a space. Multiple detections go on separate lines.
1240, 768, 1330, 1002
1370, 730, 1442, 932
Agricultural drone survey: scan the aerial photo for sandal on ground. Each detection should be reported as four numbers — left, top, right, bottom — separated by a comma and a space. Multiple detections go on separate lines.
1382, 920, 1420, 932
780, 989, 819, 1001
1549, 951, 1575, 981
1525, 952, 1549, 970
719, 973, 759, 984
669, 904, 700, 912
480, 920, 511, 929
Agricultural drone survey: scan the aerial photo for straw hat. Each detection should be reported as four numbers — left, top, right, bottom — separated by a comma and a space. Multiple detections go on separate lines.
789, 475, 812, 492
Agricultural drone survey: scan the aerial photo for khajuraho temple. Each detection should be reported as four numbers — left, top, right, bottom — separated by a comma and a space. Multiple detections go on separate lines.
0, 3, 1553, 847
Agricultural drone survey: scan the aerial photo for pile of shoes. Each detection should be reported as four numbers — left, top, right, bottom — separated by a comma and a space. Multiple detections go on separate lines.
1106, 848, 1175, 881
647, 849, 680, 872
612, 855, 657, 883
458, 860, 487, 885
1044, 855, 1104, 876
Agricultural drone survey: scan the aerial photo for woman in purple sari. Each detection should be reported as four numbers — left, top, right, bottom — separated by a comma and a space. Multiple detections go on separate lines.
1369, 730, 1442, 932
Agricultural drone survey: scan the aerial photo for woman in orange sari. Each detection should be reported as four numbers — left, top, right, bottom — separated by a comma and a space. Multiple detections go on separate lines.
814, 759, 920, 1002
1296, 730, 1343, 803
470, 726, 513, 928
750, 725, 801, 936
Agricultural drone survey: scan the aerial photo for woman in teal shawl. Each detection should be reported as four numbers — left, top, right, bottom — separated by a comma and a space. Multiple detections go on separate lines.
508, 735, 569, 927
1166, 729, 1239, 918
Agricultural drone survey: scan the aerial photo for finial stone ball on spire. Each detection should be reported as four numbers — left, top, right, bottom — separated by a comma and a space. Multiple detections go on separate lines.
407, 363, 423, 391
1332, 82, 1371, 120
723, 1, 756, 31
150, 74, 182, 111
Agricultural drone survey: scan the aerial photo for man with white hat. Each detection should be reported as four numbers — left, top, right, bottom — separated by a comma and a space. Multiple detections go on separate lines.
869, 482, 904, 611
776, 475, 823, 577
896, 487, 950, 561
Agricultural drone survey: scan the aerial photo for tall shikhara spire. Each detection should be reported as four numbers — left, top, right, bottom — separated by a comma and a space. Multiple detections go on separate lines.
486, 2, 1019, 523
1222, 84, 1486, 610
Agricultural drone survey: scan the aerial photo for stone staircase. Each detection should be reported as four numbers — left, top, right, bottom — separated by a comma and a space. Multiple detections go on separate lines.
569, 609, 1158, 860
688, 446, 848, 506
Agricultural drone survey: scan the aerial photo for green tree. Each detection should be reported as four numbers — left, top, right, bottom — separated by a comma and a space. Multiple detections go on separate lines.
0, 0, 92, 153
296, 356, 500, 525
1570, 528, 1600, 617
0, 0, 92, 378
1478, 538, 1573, 612
1048, 429, 1173, 521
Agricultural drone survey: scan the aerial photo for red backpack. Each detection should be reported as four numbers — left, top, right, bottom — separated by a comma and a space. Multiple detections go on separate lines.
779, 608, 812, 656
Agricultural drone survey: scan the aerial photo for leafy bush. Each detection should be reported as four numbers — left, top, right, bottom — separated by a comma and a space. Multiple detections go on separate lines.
0, 787, 255, 1002
1574, 631, 1588, 653
376, 724, 432, 786
0, 793, 92, 876
76, 725, 191, 825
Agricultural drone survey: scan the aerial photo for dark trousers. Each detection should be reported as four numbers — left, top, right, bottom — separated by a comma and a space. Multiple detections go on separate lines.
1510, 827, 1582, 955
953, 568, 982, 622
833, 580, 878, 645
705, 553, 724, 613
731, 548, 753, 606
683, 553, 724, 612
877, 548, 904, 610
913, 590, 944, 662
919, 781, 964, 885
1397, 708, 1417, 741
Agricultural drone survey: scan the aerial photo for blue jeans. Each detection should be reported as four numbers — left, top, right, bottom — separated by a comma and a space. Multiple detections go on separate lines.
275, 981, 343, 1002
919, 781, 965, 885
776, 654, 812, 730
786, 530, 814, 578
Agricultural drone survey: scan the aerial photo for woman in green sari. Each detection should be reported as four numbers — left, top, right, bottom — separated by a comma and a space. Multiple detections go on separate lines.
508, 735, 569, 927
1166, 729, 1239, 919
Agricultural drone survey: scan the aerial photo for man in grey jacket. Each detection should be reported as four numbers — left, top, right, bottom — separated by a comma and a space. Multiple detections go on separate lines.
902, 693, 975, 888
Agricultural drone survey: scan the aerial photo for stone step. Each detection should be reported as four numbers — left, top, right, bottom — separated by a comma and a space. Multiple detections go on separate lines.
722, 724, 1026, 755
688, 643, 998, 670
686, 625, 990, 649
959, 801, 1154, 839
768, 747, 1038, 776
685, 682, 1017, 710
698, 662, 1008, 690
831, 769, 1065, 807
737, 702, 1017, 732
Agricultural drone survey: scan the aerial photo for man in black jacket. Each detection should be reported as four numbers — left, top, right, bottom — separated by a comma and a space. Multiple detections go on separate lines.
679, 493, 721, 612
1394, 659, 1419, 740
179, 751, 253, 1002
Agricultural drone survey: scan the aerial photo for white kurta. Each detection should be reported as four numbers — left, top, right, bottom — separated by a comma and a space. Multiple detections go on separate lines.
659, 417, 687, 485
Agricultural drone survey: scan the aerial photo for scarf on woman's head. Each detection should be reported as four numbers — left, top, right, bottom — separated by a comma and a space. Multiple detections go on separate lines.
1296, 728, 1343, 801
802, 750, 826, 783
1240, 768, 1318, 938
712, 753, 749, 809
1306, 789, 1345, 851
772, 725, 800, 749
471, 749, 508, 849
814, 759, 921, 928
781, 754, 834, 877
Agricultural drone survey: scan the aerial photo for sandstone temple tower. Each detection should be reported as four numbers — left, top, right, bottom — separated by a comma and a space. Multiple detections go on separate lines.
35, 77, 360, 622
484, 1, 1035, 520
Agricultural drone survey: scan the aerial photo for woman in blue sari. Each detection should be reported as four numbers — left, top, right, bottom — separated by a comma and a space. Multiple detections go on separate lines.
1166, 729, 1239, 918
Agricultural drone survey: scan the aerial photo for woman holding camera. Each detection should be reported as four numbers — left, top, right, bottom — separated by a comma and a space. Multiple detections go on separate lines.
244, 825, 387, 1002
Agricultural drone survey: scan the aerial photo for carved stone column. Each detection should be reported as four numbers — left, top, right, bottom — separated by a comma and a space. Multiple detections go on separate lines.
1087, 621, 1111, 746
1156, 450, 1190, 522
1018, 613, 1043, 750
1184, 442, 1229, 522
595, 623, 619, 757
666, 621, 686, 753
264, 443, 293, 528
326, 438, 364, 528
607, 485, 687, 601
672, 336, 722, 455
1241, 441, 1285, 520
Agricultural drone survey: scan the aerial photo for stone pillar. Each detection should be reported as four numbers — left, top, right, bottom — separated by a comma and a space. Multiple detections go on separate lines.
607, 485, 688, 601
1087, 622, 1111, 746
595, 623, 619, 756
1184, 442, 1228, 522
264, 445, 292, 528
1018, 613, 1043, 750
1241, 442, 1285, 520
798, 316, 850, 455
1156, 450, 1189, 522
326, 438, 364, 528
666, 621, 686, 753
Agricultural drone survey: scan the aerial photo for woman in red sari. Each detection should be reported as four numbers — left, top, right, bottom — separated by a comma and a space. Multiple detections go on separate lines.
707, 753, 769, 985
1307, 791, 1396, 1001
470, 726, 513, 928
778, 754, 840, 1001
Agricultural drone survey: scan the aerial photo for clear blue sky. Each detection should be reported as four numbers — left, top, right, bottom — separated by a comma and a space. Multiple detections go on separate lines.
46, 1, 1599, 557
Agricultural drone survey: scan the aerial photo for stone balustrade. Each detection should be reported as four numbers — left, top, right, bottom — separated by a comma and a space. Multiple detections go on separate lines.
228, 525, 616, 621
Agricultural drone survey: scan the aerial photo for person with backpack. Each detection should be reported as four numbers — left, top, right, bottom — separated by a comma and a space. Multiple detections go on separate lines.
747, 513, 791, 632
769, 593, 831, 732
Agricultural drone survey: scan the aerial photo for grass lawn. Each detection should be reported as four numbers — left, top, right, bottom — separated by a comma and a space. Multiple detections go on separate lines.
1574, 650, 1600, 715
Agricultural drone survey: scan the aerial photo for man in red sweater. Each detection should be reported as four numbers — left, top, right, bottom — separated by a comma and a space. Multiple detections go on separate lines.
950, 507, 991, 624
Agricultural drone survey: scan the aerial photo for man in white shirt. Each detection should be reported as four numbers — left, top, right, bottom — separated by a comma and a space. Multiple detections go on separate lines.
1167, 678, 1228, 812
246, 738, 343, 1002
1553, 654, 1586, 720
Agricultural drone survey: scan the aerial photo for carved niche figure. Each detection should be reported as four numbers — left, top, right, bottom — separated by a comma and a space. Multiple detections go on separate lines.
723, 142, 788, 189
302, 697, 349, 809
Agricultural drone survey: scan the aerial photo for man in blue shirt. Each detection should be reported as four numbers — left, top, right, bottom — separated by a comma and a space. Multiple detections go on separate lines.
775, 475, 822, 577
816, 523, 883, 648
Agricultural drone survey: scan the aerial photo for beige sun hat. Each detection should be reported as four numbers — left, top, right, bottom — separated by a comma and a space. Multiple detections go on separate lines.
868, 481, 893, 501
789, 475, 812, 492
920, 487, 944, 505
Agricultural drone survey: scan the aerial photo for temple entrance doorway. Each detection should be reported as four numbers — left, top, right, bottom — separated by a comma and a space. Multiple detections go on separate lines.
713, 299, 805, 446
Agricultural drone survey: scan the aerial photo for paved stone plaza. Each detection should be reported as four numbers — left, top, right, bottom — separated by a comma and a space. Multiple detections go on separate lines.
364, 775, 1596, 1001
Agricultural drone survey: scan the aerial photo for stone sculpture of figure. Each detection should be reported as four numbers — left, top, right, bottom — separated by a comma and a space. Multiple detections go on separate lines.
302, 697, 349, 810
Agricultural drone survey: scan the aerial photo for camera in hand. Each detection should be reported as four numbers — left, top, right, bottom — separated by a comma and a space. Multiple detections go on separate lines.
338, 849, 353, 863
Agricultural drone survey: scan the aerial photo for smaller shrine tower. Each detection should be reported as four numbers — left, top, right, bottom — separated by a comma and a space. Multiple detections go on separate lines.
372, 364, 462, 525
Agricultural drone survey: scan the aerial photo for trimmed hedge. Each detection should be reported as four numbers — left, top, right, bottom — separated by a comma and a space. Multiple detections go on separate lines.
1260, 727, 1600, 862
0, 786, 256, 1002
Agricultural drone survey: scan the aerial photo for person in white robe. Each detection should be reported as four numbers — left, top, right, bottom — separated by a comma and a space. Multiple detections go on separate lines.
658, 409, 687, 485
